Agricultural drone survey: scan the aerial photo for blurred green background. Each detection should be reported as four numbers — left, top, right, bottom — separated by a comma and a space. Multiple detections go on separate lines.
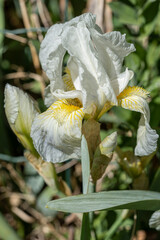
0, 0, 160, 239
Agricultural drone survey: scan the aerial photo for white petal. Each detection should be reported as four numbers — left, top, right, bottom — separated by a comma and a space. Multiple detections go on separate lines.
40, 13, 96, 107
31, 100, 85, 163
4, 84, 39, 152
100, 132, 117, 156
118, 87, 159, 156
67, 57, 82, 91
51, 89, 83, 103
4, 84, 39, 131
90, 30, 136, 79
40, 24, 65, 84
149, 210, 160, 231
111, 68, 134, 96
135, 115, 158, 156
62, 21, 117, 109
4, 84, 19, 124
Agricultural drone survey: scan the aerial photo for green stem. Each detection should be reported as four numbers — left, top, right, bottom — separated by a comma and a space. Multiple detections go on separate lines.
104, 210, 129, 240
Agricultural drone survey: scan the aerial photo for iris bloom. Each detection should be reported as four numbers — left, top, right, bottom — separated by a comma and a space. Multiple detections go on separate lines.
5, 13, 158, 164
30, 13, 158, 163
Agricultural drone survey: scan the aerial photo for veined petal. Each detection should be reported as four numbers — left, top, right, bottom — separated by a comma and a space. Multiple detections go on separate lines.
100, 132, 117, 156
31, 100, 85, 163
40, 13, 96, 107
117, 86, 159, 156
4, 84, 39, 154
90, 30, 136, 79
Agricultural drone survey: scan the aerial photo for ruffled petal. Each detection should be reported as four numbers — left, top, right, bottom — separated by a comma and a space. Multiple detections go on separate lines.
90, 30, 136, 79
4, 84, 39, 154
135, 115, 158, 156
31, 99, 85, 163
62, 21, 117, 109
117, 87, 159, 156
40, 23, 65, 85
40, 13, 96, 107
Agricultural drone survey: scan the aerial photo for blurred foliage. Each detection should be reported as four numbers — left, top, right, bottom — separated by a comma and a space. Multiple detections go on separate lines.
0, 0, 160, 239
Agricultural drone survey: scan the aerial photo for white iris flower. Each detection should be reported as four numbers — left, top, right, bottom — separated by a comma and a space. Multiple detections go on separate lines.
30, 13, 158, 163
5, 13, 158, 164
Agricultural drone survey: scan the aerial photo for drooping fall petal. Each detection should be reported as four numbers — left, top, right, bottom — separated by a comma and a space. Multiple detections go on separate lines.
31, 99, 84, 163
117, 86, 158, 156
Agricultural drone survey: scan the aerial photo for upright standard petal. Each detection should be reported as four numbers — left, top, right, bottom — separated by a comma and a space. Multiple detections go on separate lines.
90, 30, 136, 78
4, 84, 39, 155
117, 86, 159, 156
90, 30, 135, 95
40, 13, 96, 107
39, 23, 65, 106
31, 99, 85, 163
62, 21, 117, 109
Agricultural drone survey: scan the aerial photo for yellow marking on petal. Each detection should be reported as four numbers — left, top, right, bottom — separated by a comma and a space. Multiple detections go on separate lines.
117, 86, 150, 100
48, 99, 84, 125
117, 86, 150, 112
63, 67, 75, 91
116, 86, 149, 113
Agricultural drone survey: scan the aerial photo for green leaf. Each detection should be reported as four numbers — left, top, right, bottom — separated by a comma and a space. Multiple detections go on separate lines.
142, 0, 159, 24
81, 136, 91, 238
0, 212, 21, 240
81, 135, 90, 194
109, 2, 144, 25
146, 42, 160, 68
80, 213, 90, 240
46, 190, 160, 213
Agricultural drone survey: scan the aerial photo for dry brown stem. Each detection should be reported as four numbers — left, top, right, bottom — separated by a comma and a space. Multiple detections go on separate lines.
87, 0, 105, 31
104, 0, 113, 32
5, 71, 45, 96
18, 0, 41, 72
37, 0, 51, 27
31, 13, 43, 42
5, 33, 28, 44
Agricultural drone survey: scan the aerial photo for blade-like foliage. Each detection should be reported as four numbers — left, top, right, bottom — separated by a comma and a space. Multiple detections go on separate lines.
81, 135, 90, 194
46, 190, 160, 213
